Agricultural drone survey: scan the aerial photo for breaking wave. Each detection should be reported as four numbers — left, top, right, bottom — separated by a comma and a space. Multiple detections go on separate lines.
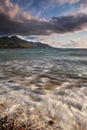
0, 48, 87, 129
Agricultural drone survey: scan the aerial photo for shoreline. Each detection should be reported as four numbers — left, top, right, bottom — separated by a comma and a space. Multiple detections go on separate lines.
0, 78, 87, 130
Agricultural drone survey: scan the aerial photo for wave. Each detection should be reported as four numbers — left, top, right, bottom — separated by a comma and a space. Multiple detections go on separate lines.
0, 48, 87, 129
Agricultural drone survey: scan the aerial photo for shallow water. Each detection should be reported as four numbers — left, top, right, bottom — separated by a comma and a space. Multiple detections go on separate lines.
0, 48, 87, 129
0, 48, 87, 81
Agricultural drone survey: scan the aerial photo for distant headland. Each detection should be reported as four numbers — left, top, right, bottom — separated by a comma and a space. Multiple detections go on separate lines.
0, 36, 52, 49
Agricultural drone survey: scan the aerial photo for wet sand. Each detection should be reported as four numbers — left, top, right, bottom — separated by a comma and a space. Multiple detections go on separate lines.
0, 75, 87, 130
0, 49, 87, 129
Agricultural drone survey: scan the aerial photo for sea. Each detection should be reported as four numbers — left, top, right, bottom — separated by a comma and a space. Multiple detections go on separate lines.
0, 48, 87, 129
0, 48, 87, 81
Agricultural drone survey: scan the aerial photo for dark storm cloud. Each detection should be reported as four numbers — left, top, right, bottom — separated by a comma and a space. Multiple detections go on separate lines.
50, 14, 87, 33
0, 13, 52, 36
0, 0, 87, 36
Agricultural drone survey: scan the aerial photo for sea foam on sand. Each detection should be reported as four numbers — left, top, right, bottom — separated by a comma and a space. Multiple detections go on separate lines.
0, 75, 87, 130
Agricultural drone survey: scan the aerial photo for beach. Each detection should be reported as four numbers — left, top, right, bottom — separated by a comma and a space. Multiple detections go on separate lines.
0, 48, 87, 130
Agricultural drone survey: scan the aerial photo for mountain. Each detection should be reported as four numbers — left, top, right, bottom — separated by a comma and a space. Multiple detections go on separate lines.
0, 36, 52, 48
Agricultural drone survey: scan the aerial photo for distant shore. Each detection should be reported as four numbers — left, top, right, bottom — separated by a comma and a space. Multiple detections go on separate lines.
0, 36, 52, 49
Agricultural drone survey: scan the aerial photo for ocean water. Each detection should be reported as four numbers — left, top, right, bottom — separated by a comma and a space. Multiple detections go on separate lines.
0, 48, 87, 81
0, 48, 87, 129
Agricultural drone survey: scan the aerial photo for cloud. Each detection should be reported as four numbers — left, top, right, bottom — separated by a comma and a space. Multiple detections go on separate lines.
68, 40, 87, 48
0, 0, 87, 36
80, 0, 87, 8
79, 0, 87, 14
0, 0, 20, 20
0, 0, 48, 35
55, 0, 80, 4
50, 13, 87, 33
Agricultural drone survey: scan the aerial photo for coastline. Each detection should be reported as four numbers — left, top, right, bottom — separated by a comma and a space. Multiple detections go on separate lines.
0, 76, 87, 130
0, 48, 87, 130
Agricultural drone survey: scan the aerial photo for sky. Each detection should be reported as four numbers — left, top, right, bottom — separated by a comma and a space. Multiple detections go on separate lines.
0, 0, 87, 48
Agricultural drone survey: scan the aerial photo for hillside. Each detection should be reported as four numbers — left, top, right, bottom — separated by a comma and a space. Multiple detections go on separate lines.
0, 36, 52, 48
